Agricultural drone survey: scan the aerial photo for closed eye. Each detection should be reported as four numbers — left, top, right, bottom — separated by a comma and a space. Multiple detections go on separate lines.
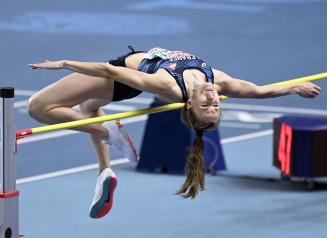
201, 104, 219, 109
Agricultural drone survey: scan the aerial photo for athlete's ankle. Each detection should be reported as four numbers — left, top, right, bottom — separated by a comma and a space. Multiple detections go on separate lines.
98, 165, 110, 175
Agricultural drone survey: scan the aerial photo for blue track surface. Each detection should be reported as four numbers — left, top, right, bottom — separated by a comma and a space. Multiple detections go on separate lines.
1, 0, 327, 237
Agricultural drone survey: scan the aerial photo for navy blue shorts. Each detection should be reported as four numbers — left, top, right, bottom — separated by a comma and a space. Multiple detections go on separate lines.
109, 46, 145, 101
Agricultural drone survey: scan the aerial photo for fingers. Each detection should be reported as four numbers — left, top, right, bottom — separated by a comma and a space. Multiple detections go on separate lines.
307, 83, 321, 92
298, 82, 322, 98
28, 60, 64, 70
298, 89, 320, 98
306, 89, 320, 98
312, 89, 320, 96
310, 85, 321, 98
28, 60, 52, 69
28, 62, 45, 69
28, 64, 39, 69
314, 85, 321, 92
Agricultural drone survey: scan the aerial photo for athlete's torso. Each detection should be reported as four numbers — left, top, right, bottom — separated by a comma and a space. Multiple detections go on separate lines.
138, 48, 215, 102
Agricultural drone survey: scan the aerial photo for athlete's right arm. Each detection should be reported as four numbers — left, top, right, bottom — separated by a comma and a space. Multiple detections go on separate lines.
29, 60, 169, 94
213, 69, 321, 99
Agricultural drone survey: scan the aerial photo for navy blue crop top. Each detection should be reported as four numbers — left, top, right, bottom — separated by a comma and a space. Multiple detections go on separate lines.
138, 48, 214, 102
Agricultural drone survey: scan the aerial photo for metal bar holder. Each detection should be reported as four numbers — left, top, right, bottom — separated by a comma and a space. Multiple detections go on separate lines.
0, 88, 23, 238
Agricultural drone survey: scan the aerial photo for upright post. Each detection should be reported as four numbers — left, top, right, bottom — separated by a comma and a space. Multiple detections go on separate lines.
0, 88, 22, 238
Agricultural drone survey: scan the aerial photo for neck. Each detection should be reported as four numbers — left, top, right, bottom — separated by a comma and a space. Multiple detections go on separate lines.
183, 70, 207, 99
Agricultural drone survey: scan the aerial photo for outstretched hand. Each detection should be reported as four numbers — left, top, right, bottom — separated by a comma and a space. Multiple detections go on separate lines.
28, 60, 65, 70
295, 82, 321, 98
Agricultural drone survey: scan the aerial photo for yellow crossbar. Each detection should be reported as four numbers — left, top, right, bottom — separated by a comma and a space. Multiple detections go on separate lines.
32, 103, 185, 134
17, 71, 327, 137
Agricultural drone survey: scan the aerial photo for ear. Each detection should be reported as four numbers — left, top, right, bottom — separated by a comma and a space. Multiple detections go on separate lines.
185, 99, 192, 109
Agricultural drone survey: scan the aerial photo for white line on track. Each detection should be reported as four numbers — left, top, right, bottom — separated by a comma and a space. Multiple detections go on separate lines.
221, 121, 261, 129
17, 158, 129, 184
123, 97, 153, 104
102, 104, 137, 111
15, 89, 36, 96
221, 129, 272, 144
14, 100, 28, 108
17, 129, 272, 184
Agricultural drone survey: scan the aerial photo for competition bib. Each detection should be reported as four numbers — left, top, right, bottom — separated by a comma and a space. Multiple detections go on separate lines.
145, 47, 197, 61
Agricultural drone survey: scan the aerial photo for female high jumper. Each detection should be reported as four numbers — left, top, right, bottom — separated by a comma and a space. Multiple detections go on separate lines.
28, 46, 321, 219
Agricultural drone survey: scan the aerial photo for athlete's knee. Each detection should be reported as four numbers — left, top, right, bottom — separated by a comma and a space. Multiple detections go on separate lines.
27, 95, 49, 121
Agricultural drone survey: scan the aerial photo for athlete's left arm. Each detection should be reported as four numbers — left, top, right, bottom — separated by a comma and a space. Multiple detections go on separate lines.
28, 60, 169, 94
213, 69, 321, 99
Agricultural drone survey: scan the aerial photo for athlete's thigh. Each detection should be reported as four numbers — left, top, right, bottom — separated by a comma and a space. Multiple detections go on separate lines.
31, 73, 114, 109
125, 53, 146, 69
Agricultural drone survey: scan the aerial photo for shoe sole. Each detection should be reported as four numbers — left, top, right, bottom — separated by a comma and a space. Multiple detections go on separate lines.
115, 121, 139, 162
89, 176, 118, 219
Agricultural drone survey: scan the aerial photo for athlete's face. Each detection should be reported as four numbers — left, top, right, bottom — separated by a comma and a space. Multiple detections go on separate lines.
187, 83, 220, 124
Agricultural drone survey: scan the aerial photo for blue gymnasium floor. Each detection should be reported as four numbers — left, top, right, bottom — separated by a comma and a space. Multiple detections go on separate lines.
1, 0, 327, 237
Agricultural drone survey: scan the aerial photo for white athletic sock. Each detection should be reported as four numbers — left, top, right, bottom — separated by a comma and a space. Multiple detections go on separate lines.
107, 167, 116, 177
